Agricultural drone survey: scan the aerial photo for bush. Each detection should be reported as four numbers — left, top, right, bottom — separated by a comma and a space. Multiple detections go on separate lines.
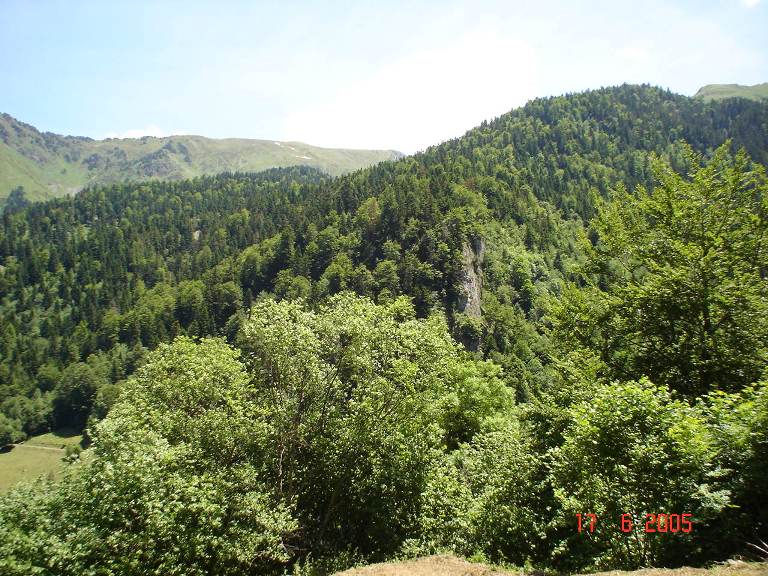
0, 413, 24, 446
701, 381, 768, 555
239, 293, 467, 557
0, 338, 297, 575
549, 379, 725, 570
420, 417, 543, 565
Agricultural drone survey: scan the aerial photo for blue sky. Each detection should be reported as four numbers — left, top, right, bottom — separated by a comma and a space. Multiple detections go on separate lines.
1, 0, 766, 153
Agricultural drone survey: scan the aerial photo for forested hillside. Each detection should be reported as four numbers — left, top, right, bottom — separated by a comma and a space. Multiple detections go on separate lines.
0, 112, 402, 205
1, 84, 767, 574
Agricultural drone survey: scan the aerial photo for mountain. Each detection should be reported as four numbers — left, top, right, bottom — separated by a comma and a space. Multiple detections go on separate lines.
1, 84, 767, 572
0, 113, 403, 206
3, 83, 767, 421
693, 82, 768, 102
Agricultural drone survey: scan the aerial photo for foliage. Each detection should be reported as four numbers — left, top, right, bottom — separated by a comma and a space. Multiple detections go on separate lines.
0, 413, 24, 445
0, 296, 513, 572
700, 381, 768, 553
1, 85, 767, 573
239, 293, 504, 558
2, 86, 767, 437
550, 380, 725, 569
419, 417, 544, 565
555, 143, 768, 396
0, 337, 297, 575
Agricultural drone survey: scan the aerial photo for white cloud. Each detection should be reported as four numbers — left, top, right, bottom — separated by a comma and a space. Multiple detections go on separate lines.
282, 29, 539, 154
741, 0, 760, 7
104, 125, 177, 139
534, 1, 764, 99
616, 46, 653, 68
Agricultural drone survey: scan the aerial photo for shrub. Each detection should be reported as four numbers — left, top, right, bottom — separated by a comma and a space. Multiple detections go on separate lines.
549, 379, 725, 569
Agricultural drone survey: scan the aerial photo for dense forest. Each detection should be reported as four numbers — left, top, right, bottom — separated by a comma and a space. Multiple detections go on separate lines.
0, 84, 767, 574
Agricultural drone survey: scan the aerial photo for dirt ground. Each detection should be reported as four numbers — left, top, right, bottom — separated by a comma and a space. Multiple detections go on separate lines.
333, 554, 518, 576
333, 555, 768, 576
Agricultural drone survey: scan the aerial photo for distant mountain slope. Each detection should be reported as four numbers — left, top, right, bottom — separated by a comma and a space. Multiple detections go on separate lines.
0, 113, 403, 205
694, 82, 768, 102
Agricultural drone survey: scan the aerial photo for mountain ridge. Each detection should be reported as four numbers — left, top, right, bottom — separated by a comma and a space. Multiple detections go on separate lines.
693, 82, 768, 102
0, 112, 403, 205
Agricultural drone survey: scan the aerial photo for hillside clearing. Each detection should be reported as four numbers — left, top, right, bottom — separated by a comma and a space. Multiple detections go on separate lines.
0, 429, 83, 492
23, 428, 83, 449
0, 444, 64, 492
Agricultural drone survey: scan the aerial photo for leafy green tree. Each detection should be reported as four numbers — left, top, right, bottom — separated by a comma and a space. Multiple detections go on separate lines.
1, 392, 51, 435
206, 281, 243, 328
35, 363, 61, 393
174, 280, 208, 332
4, 186, 29, 212
557, 143, 768, 396
239, 293, 501, 558
52, 362, 103, 429
0, 337, 297, 575
273, 269, 311, 301
0, 413, 24, 445
87, 382, 122, 422
373, 259, 400, 294
319, 253, 354, 295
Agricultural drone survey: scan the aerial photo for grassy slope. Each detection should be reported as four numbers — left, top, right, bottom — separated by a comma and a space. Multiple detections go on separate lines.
0, 444, 65, 492
0, 430, 83, 493
24, 428, 83, 449
693, 83, 768, 103
0, 144, 74, 203
0, 113, 402, 203
333, 556, 768, 576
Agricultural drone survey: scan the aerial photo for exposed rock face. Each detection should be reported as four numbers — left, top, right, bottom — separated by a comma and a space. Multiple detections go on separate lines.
457, 237, 485, 317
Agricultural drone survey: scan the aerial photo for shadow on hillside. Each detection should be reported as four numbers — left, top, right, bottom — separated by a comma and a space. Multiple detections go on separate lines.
48, 427, 81, 440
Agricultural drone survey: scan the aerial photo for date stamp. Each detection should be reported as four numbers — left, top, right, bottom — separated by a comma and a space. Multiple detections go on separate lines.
576, 513, 693, 534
